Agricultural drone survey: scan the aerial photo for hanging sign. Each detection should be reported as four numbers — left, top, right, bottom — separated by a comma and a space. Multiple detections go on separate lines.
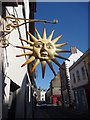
16, 27, 70, 78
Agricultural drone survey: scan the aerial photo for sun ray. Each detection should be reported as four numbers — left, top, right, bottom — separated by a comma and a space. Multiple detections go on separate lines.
55, 42, 68, 48
16, 51, 33, 57
47, 30, 54, 41
41, 61, 46, 78
19, 38, 34, 45
16, 46, 33, 50
52, 34, 62, 44
55, 53, 70, 61
56, 49, 71, 53
30, 59, 40, 74
27, 31, 37, 42
47, 59, 56, 76
21, 56, 35, 67
52, 58, 65, 70
43, 27, 46, 39
35, 28, 41, 39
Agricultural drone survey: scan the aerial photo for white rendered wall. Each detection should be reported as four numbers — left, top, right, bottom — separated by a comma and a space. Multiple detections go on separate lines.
4, 4, 26, 103
3, 4, 31, 118
40, 90, 46, 101
65, 49, 83, 79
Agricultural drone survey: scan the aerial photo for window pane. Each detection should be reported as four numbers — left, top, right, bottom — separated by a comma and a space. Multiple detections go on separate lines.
81, 66, 86, 79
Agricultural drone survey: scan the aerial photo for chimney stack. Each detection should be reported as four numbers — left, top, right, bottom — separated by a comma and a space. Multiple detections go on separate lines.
70, 46, 77, 54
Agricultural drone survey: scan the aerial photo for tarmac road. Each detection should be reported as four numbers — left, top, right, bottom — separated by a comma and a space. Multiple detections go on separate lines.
33, 105, 90, 120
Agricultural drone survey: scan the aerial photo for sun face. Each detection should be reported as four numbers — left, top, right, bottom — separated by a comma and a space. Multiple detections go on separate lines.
33, 40, 55, 60
16, 27, 70, 78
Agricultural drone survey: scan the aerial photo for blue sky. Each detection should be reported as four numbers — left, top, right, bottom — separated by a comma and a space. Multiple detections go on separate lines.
34, 2, 88, 90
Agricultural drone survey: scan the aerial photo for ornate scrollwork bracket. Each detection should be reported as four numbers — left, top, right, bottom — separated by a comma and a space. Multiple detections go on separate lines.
0, 15, 58, 48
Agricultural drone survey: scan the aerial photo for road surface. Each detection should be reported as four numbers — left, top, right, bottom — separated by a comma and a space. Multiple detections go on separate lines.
33, 105, 90, 120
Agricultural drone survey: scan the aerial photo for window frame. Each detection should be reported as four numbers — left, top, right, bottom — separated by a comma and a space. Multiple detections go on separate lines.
81, 66, 86, 80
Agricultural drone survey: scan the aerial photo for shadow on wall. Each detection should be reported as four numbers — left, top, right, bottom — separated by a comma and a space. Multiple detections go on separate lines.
2, 73, 33, 119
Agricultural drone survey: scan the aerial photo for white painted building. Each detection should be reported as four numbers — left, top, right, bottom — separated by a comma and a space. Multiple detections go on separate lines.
0, 1, 36, 119
40, 89, 46, 101
60, 46, 83, 107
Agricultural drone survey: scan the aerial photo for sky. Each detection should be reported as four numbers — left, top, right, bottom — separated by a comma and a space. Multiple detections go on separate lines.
34, 2, 88, 90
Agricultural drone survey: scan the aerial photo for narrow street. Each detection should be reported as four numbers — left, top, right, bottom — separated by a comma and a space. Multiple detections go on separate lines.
33, 105, 90, 120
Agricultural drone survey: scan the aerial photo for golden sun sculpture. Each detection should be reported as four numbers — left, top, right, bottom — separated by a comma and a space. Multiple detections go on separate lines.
16, 27, 70, 78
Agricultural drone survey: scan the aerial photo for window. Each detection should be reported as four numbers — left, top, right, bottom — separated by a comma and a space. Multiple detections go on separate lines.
76, 70, 80, 81
81, 66, 86, 79
42, 98, 44, 101
42, 95, 44, 97
73, 73, 76, 83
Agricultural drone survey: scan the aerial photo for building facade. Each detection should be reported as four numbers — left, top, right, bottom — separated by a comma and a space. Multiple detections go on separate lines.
69, 48, 90, 111
40, 89, 46, 101
0, 1, 36, 119
60, 46, 83, 107
46, 71, 61, 105
45, 88, 51, 104
37, 87, 46, 102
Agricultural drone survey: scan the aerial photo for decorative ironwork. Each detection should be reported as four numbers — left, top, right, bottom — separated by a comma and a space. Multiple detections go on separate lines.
0, 15, 58, 48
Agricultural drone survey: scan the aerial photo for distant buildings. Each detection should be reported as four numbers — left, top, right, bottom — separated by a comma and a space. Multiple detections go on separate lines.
36, 87, 41, 102
43, 46, 90, 112
69, 48, 90, 111
60, 46, 83, 107
37, 87, 46, 102
40, 89, 46, 101
45, 88, 51, 104
45, 71, 62, 105
59, 46, 90, 111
